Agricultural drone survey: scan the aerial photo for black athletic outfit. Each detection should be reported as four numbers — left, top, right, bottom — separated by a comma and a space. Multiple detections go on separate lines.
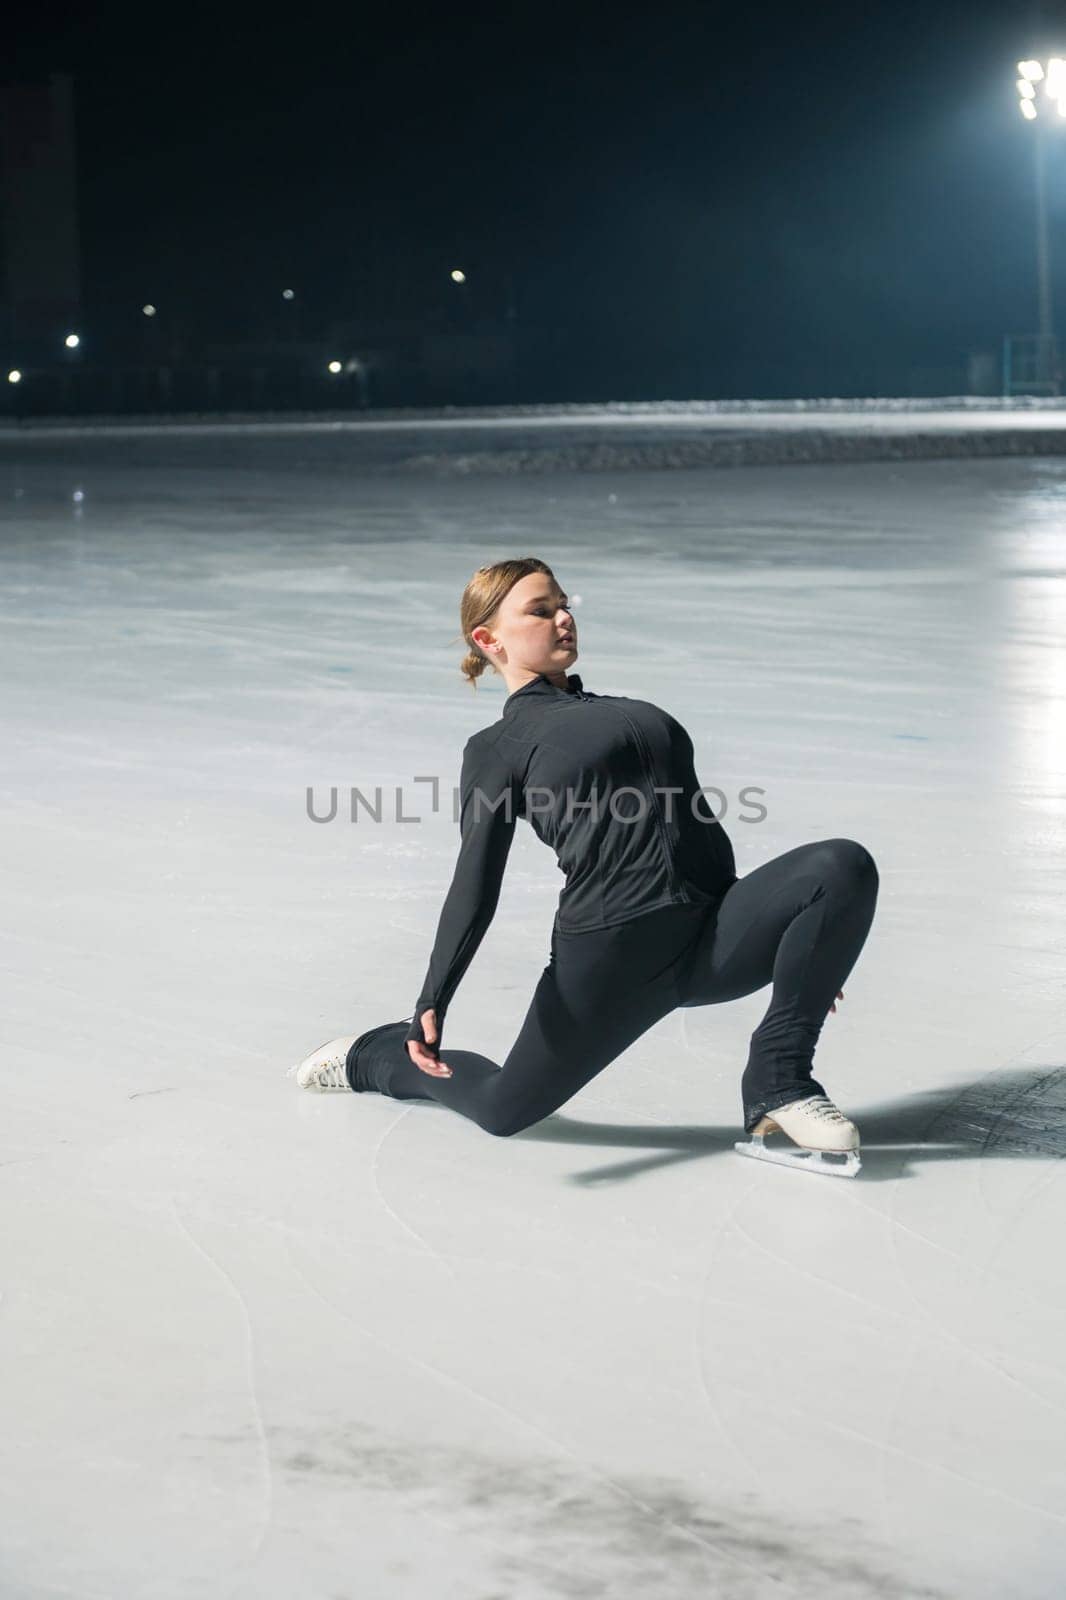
346, 670, 879, 1136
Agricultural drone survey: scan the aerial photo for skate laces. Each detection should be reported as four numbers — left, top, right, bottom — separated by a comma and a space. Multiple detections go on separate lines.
799, 1094, 850, 1124
313, 1057, 348, 1089
285, 1052, 349, 1089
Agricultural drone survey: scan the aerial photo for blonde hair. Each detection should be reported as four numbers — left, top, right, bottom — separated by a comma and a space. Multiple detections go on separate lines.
455, 557, 559, 691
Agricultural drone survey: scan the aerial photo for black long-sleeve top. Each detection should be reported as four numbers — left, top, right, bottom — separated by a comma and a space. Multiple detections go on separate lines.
404, 669, 738, 1052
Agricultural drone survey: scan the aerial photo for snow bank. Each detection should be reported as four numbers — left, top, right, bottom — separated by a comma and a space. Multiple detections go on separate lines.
6, 397, 1066, 475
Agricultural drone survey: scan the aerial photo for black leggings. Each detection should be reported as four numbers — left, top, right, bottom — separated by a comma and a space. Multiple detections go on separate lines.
347, 837, 879, 1137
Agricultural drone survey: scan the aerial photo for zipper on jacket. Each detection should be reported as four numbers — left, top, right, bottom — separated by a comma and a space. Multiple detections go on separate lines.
616, 707, 690, 905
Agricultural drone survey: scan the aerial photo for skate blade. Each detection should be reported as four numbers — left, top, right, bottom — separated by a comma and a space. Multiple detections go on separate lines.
733, 1137, 861, 1178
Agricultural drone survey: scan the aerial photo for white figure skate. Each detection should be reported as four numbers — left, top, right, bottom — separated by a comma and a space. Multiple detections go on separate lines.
287, 1035, 358, 1091
734, 1093, 861, 1178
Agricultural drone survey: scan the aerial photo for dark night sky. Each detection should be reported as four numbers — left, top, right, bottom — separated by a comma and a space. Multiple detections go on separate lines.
12, 0, 1066, 394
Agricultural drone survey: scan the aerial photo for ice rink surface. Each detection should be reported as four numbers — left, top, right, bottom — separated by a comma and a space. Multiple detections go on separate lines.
2, 418, 1065, 1598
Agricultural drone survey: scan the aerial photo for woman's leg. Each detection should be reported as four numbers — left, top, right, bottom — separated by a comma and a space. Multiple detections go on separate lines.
675, 838, 879, 1134
345, 904, 699, 1137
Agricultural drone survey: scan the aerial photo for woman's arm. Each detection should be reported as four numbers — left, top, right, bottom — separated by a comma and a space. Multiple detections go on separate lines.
404, 732, 519, 1058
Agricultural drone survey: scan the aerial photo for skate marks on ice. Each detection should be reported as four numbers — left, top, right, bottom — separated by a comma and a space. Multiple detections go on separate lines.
254, 1419, 949, 1600
513, 1060, 1066, 1187
277, 1235, 946, 1598
856, 1057, 1066, 1177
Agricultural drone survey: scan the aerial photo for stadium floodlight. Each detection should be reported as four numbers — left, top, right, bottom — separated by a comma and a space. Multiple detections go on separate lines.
7, 369, 21, 384
1015, 56, 1065, 383
1019, 55, 1066, 115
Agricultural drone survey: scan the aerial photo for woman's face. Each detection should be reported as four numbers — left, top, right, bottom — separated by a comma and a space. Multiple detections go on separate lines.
475, 574, 577, 674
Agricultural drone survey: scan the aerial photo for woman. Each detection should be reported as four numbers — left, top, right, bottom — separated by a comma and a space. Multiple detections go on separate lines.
290, 557, 879, 1178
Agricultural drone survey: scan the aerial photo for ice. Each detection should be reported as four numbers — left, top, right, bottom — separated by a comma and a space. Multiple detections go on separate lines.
1, 416, 1065, 1598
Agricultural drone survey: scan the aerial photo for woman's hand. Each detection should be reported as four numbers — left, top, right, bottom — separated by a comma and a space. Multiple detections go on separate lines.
405, 1009, 453, 1077
829, 989, 844, 1014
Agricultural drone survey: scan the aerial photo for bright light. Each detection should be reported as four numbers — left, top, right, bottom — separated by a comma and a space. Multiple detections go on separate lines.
1015, 57, 1066, 117
450, 269, 466, 283
7, 369, 21, 384
327, 360, 342, 374
64, 333, 80, 349
282, 288, 295, 300
1045, 58, 1066, 113
142, 304, 157, 317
